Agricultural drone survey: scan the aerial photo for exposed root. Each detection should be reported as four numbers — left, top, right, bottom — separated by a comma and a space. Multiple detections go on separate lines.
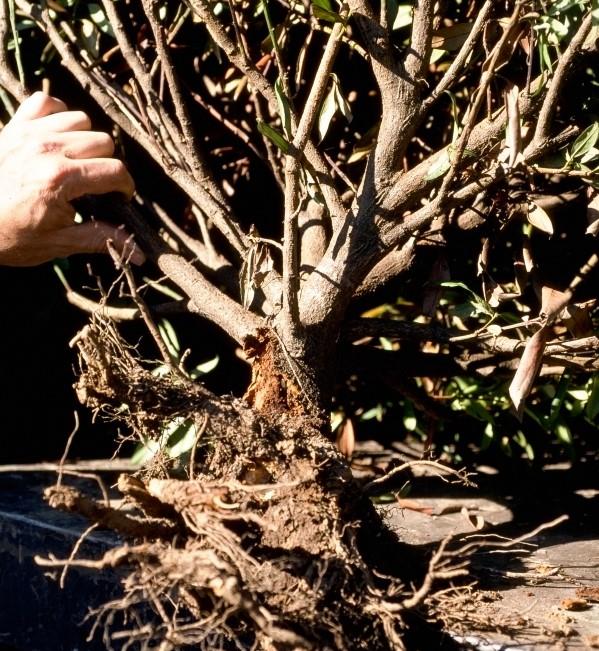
364, 461, 476, 496
43, 317, 481, 649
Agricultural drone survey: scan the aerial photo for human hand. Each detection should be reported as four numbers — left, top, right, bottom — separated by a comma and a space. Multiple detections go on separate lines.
0, 91, 144, 266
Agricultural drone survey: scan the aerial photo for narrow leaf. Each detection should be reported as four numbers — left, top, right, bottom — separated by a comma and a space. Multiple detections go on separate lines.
586, 192, 599, 236
554, 422, 572, 445
540, 285, 569, 323
336, 418, 355, 458
318, 82, 337, 142
190, 355, 219, 379
311, 0, 343, 23
586, 375, 599, 420
527, 201, 554, 234
570, 122, 599, 161
509, 328, 548, 418
274, 78, 292, 137
331, 73, 353, 122
425, 149, 451, 180
257, 121, 290, 153
392, 4, 412, 30
158, 319, 180, 358
431, 22, 474, 51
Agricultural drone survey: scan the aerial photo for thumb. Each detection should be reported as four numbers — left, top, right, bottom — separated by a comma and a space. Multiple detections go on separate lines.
62, 221, 146, 265
11, 91, 68, 123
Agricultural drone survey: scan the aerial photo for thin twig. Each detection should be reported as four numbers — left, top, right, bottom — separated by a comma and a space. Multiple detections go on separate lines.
422, 1, 494, 113
447, 514, 569, 558
189, 90, 266, 163
141, 0, 204, 177
189, 413, 209, 481
59, 522, 100, 589
57, 411, 80, 489
532, 166, 598, 177
107, 240, 189, 382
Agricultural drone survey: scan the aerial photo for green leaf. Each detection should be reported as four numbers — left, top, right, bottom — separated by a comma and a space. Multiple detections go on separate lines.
593, 0, 599, 26
167, 420, 198, 458
257, 121, 291, 153
445, 90, 460, 142
379, 336, 394, 351
570, 122, 599, 161
513, 430, 534, 460
190, 355, 219, 379
425, 149, 451, 180
142, 277, 184, 301
586, 375, 599, 420
580, 146, 599, 165
361, 404, 385, 422
481, 422, 494, 451
429, 49, 446, 64
88, 3, 115, 37
330, 410, 345, 432
527, 201, 554, 234
548, 17, 569, 38
318, 81, 337, 142
392, 4, 412, 30
403, 402, 417, 432
464, 400, 494, 423
546, 373, 570, 429
548, 0, 586, 15
331, 73, 352, 122
371, 493, 397, 504
311, 0, 343, 23
567, 388, 588, 402
274, 78, 292, 137
554, 421, 572, 445
261, 0, 284, 57
80, 19, 100, 59
131, 439, 160, 465
537, 33, 554, 73
439, 281, 494, 318
158, 319, 180, 358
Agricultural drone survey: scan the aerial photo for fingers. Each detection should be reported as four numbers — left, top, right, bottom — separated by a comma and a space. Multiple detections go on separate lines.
44, 130, 115, 159
11, 93, 91, 133
58, 221, 146, 265
12, 91, 68, 122
28, 110, 92, 133
61, 157, 135, 200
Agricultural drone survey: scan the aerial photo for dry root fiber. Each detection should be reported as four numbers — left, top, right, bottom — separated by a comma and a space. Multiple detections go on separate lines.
44, 318, 467, 650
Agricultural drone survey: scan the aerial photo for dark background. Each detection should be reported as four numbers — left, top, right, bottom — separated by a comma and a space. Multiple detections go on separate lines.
0, 263, 114, 463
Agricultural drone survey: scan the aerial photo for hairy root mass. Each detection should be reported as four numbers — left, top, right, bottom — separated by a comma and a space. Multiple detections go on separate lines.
48, 319, 442, 650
